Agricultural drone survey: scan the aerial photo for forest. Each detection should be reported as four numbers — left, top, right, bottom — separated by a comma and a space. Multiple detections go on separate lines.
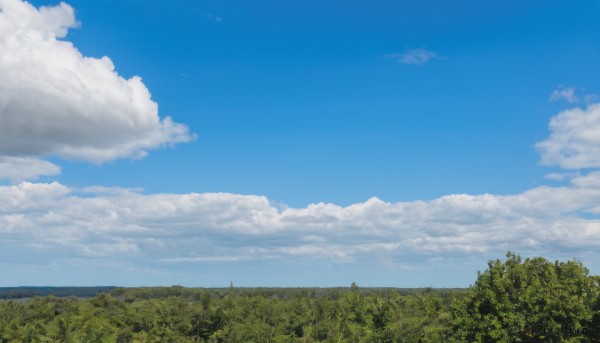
0, 253, 599, 342
0, 288, 117, 300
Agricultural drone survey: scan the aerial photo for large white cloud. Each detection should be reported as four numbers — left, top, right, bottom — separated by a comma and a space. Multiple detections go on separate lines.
0, 0, 193, 174
536, 104, 600, 169
1, 173, 600, 275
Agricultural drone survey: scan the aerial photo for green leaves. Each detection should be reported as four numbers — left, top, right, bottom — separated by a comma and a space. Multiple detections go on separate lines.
1, 255, 596, 343
452, 252, 600, 342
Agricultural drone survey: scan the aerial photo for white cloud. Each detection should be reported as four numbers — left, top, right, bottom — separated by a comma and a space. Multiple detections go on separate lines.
2, 173, 600, 274
0, 157, 60, 182
550, 86, 579, 104
384, 48, 438, 65
536, 103, 600, 169
0, 0, 194, 180
545, 172, 573, 181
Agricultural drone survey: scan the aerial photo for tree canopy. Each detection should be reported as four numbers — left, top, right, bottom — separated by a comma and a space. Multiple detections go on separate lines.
0, 253, 598, 342
452, 252, 599, 342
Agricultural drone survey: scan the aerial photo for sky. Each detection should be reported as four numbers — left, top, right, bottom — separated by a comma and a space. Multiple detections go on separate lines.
0, 0, 599, 287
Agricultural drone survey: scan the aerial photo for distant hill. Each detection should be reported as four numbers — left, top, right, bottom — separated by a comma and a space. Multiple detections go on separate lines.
0, 286, 117, 299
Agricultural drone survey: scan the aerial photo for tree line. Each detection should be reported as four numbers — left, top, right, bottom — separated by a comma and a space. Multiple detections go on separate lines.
0, 252, 598, 342
0, 287, 117, 300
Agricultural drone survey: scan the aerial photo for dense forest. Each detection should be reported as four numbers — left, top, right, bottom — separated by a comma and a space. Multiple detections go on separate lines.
0, 253, 599, 342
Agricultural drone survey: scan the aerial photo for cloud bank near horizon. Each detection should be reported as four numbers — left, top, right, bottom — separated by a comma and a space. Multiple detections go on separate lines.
0, 0, 194, 181
1, 168, 600, 280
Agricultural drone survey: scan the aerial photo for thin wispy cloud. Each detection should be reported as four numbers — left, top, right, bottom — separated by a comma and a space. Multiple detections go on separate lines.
550, 86, 579, 104
544, 172, 576, 181
205, 14, 222, 23
585, 94, 599, 104
384, 48, 439, 65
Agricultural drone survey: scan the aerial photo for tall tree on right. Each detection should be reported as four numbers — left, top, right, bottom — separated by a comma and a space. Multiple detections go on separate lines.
452, 252, 600, 342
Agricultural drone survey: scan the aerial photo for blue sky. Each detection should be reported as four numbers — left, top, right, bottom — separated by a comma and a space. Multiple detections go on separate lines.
42, 0, 599, 205
0, 0, 599, 287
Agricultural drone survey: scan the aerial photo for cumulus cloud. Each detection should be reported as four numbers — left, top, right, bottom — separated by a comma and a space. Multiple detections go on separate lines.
536, 103, 600, 169
384, 48, 438, 65
2, 174, 600, 277
0, 0, 193, 180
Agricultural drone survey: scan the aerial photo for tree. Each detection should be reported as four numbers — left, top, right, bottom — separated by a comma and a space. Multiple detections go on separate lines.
452, 252, 599, 342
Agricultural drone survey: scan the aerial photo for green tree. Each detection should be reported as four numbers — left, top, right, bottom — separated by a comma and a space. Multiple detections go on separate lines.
452, 252, 599, 342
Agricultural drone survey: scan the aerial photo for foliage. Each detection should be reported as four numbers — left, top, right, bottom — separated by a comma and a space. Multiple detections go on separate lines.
0, 287, 458, 342
0, 253, 598, 342
452, 252, 599, 342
